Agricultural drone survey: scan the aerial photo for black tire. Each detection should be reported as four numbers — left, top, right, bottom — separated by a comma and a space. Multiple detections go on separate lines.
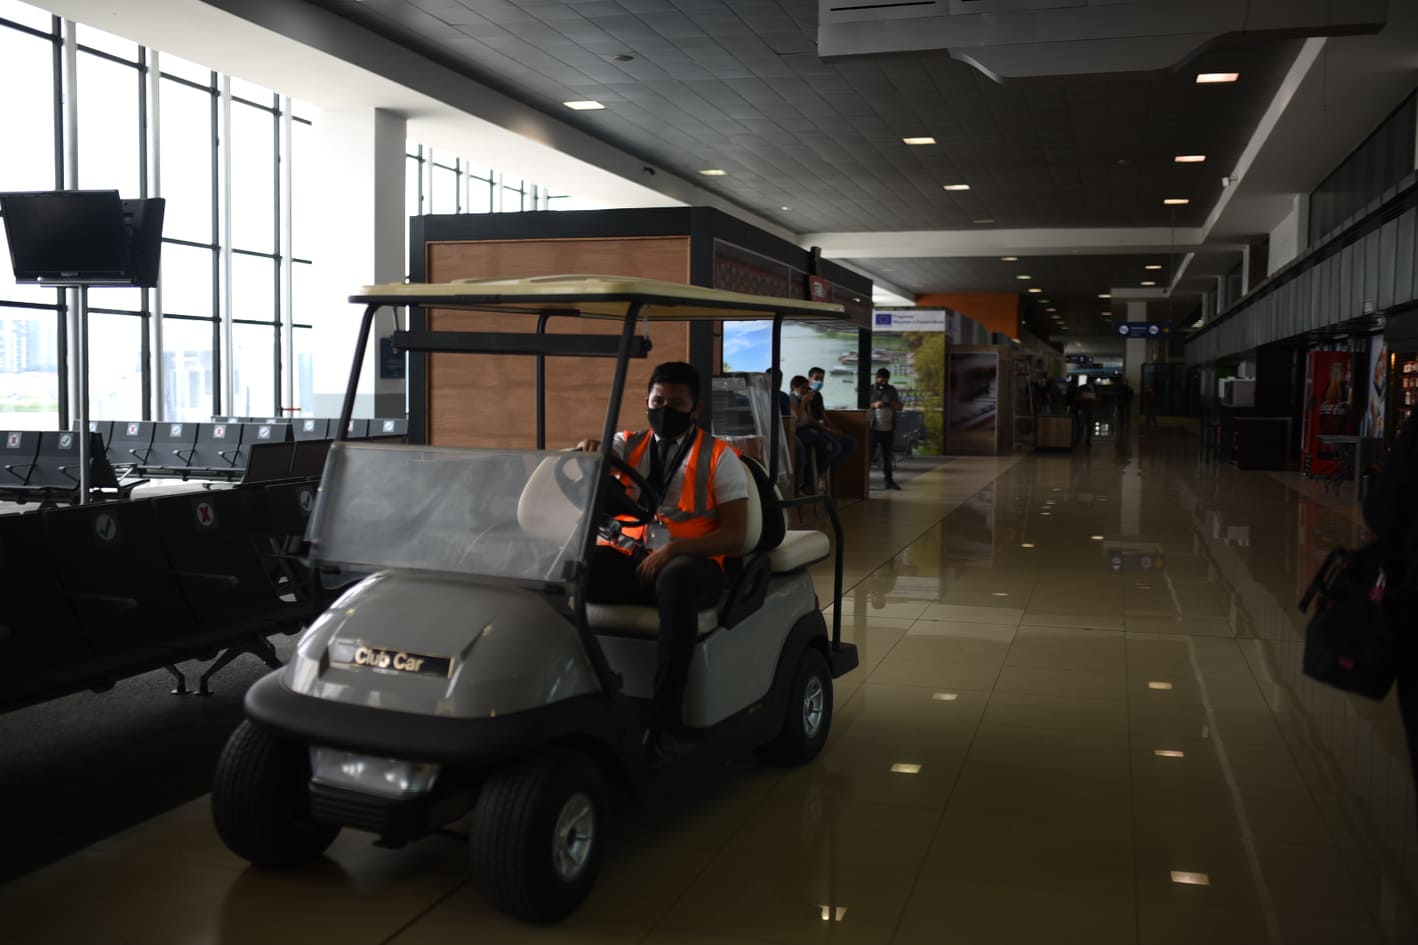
469, 747, 608, 924
211, 720, 338, 868
758, 646, 833, 765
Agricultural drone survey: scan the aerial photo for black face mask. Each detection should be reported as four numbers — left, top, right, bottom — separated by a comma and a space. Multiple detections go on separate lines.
648, 406, 694, 440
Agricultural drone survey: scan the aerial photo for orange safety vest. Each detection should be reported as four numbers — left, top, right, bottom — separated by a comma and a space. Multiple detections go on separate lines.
601, 426, 731, 568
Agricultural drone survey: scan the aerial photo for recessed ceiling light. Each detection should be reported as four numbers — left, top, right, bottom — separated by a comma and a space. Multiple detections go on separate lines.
1027, 287, 1043, 294
1016, 274, 1032, 280
890, 763, 922, 774
931, 692, 958, 701
1163, 197, 1190, 206
903, 136, 936, 145
1174, 154, 1207, 164
699, 168, 727, 176
1148, 681, 1174, 691
991, 592, 1010, 597
943, 183, 971, 191
1038, 299, 1051, 304
1170, 871, 1211, 886
780, 205, 791, 211
1141, 281, 1157, 286
1091, 535, 1105, 541
1021, 543, 1036, 548
1145, 265, 1164, 270
819, 905, 848, 922
562, 100, 605, 110
1154, 749, 1185, 759
1196, 72, 1239, 84
1098, 293, 1112, 299
1001, 256, 1018, 262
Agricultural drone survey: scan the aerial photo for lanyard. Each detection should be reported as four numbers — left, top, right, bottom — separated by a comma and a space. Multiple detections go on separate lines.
649, 429, 695, 499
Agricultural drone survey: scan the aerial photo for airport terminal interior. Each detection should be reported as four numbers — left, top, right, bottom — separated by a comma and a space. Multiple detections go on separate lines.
3, 1, 1418, 944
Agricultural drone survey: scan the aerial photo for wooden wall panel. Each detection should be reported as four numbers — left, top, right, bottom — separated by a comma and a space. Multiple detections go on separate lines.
425, 236, 691, 448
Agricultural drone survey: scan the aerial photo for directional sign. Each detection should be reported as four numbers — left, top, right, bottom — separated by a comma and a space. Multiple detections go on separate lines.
1116, 322, 1171, 338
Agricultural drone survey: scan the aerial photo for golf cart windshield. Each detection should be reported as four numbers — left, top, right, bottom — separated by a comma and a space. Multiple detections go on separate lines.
307, 442, 600, 584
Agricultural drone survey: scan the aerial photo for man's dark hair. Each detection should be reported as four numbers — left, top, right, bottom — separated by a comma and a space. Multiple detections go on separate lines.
789, 374, 809, 390
647, 361, 700, 405
808, 366, 825, 377
876, 368, 890, 379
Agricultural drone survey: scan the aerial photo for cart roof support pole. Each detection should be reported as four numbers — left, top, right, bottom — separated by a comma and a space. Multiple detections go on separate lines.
768, 312, 783, 484
337, 303, 381, 442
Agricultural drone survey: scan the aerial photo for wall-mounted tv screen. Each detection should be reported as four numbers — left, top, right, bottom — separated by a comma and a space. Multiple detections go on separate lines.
0, 190, 164, 287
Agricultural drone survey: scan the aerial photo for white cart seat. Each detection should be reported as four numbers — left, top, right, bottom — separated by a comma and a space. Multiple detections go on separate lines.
769, 530, 830, 572
585, 603, 719, 638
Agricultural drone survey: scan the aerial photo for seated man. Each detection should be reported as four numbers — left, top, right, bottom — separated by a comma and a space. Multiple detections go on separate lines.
577, 361, 749, 760
797, 366, 857, 490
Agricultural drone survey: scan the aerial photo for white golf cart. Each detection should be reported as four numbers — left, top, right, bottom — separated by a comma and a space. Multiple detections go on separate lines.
210, 275, 857, 922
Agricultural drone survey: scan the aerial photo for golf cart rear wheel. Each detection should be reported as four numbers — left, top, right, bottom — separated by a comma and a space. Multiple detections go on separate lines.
758, 646, 833, 765
469, 747, 608, 923
211, 720, 338, 868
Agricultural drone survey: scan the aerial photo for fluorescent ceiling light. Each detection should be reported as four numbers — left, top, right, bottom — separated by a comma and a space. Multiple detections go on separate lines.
1163, 197, 1190, 206
1196, 72, 1239, 84
1016, 274, 1032, 280
1174, 154, 1207, 164
1145, 264, 1164, 270
1027, 287, 1042, 294
890, 763, 922, 774
1001, 256, 1018, 262
780, 205, 791, 211
1154, 750, 1185, 759
562, 100, 605, 110
943, 183, 971, 191
1098, 293, 1112, 299
1170, 871, 1211, 886
699, 168, 727, 176
1148, 681, 1174, 691
903, 136, 936, 145
1091, 535, 1105, 541
1021, 543, 1036, 549
1141, 281, 1157, 287
931, 692, 958, 701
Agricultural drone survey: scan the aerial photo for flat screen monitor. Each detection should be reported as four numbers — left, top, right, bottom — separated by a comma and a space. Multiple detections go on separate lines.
0, 190, 164, 287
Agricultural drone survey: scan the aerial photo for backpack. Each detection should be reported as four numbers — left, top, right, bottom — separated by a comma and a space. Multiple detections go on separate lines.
1299, 414, 1418, 699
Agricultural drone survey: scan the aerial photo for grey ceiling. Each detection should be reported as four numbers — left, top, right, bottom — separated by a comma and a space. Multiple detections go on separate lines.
307, 0, 1301, 324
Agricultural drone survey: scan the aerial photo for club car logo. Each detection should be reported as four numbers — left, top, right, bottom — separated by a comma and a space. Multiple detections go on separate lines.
328, 640, 452, 678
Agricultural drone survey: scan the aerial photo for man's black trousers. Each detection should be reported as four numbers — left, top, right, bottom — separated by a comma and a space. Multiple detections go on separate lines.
870, 429, 896, 484
586, 546, 723, 732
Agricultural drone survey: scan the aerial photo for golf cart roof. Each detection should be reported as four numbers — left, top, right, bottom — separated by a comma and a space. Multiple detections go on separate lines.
350, 274, 849, 321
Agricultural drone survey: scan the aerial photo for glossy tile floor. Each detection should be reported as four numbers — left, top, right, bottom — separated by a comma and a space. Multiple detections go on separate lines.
6, 428, 1417, 944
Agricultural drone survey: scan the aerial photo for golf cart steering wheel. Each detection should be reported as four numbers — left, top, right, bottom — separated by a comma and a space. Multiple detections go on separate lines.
602, 454, 660, 525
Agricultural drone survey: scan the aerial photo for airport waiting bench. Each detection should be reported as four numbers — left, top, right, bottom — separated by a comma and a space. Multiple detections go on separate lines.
0, 417, 407, 507
0, 476, 328, 714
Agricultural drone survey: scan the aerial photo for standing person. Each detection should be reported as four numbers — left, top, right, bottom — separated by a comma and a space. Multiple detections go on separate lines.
1078, 380, 1098, 446
1142, 386, 1158, 426
1115, 379, 1134, 432
868, 367, 903, 490
575, 361, 749, 761
802, 366, 857, 486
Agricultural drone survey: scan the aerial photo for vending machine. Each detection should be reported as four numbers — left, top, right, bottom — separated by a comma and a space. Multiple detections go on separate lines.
1299, 350, 1355, 478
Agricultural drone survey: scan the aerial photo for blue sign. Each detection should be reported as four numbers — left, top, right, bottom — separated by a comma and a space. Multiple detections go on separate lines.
1116, 322, 1171, 338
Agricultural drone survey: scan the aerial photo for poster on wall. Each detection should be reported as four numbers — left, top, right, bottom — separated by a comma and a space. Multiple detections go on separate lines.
947, 351, 999, 454
721, 320, 860, 409
1301, 351, 1355, 478
1363, 337, 1387, 440
873, 309, 948, 452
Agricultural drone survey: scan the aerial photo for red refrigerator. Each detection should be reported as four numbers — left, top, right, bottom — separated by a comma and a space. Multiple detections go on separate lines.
1300, 351, 1355, 478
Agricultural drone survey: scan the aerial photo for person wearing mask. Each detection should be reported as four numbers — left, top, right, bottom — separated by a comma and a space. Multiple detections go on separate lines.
576, 361, 749, 761
867, 367, 903, 490
800, 366, 857, 488
789, 373, 829, 491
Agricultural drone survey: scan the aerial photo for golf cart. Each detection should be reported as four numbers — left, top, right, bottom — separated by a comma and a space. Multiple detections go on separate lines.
210, 275, 857, 922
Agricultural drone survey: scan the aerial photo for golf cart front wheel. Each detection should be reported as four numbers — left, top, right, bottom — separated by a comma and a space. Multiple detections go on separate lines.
211, 720, 339, 868
469, 747, 608, 923
758, 646, 833, 765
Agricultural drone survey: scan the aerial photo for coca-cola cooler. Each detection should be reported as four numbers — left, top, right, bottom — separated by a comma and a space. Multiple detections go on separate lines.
1300, 350, 1356, 478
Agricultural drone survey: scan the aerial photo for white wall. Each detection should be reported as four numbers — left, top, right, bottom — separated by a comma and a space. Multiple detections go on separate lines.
1267, 194, 1308, 276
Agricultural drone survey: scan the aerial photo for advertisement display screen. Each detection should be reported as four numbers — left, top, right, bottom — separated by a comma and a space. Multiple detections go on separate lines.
947, 351, 999, 454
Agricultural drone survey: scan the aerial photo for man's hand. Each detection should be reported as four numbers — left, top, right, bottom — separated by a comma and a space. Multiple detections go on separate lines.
635, 543, 676, 587
575, 438, 601, 452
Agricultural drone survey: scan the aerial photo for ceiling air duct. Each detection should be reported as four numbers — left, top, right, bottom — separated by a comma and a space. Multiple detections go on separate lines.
818, 0, 1388, 80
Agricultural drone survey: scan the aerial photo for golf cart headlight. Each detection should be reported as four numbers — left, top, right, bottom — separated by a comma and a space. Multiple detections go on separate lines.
309, 747, 440, 797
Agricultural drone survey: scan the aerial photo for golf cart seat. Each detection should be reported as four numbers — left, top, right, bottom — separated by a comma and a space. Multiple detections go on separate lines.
580, 454, 825, 638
